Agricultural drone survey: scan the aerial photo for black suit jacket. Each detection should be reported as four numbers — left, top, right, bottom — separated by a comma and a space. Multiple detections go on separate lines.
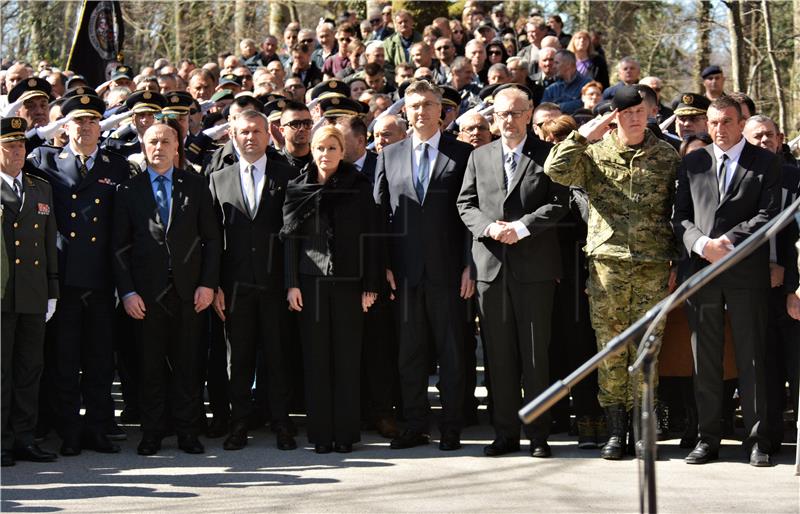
1, 174, 59, 313
209, 153, 298, 296
113, 168, 222, 304
458, 134, 569, 283
672, 141, 782, 288
202, 140, 239, 177
27, 145, 134, 290
375, 132, 473, 288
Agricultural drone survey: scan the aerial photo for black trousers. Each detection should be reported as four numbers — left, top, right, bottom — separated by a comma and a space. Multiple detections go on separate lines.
225, 287, 289, 427
765, 286, 800, 446
54, 286, 115, 441
477, 273, 555, 443
205, 311, 230, 421
361, 294, 398, 422
685, 284, 771, 452
299, 275, 363, 445
115, 304, 141, 416
395, 278, 465, 434
139, 285, 204, 436
1, 311, 46, 450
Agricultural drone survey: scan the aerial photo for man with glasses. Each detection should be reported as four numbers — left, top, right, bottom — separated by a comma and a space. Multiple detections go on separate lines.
433, 38, 456, 83
517, 17, 549, 77
457, 111, 492, 148
366, 9, 394, 41
282, 76, 306, 103
277, 101, 313, 169
458, 85, 569, 458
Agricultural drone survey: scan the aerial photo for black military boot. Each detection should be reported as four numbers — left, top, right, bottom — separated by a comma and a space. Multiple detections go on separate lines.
600, 405, 627, 460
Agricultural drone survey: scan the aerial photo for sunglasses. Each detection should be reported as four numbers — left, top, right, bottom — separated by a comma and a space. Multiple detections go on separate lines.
488, 50, 502, 56
435, 45, 451, 51
282, 119, 313, 129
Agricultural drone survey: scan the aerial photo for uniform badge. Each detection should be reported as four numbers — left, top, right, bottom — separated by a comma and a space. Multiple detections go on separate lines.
682, 94, 693, 105
332, 98, 340, 105
80, 96, 90, 105
171, 96, 179, 103
37, 202, 50, 215
143, 91, 152, 99
28, 78, 37, 87
330, 80, 337, 88
11, 119, 21, 129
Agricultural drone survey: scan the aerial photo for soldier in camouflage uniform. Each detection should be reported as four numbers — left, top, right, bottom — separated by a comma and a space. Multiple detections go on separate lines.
544, 86, 680, 460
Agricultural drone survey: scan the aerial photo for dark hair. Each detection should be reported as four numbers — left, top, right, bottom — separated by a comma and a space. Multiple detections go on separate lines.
364, 62, 384, 77
290, 42, 311, 54
726, 91, 756, 117
709, 95, 743, 120
335, 115, 368, 141
679, 132, 712, 157
232, 95, 264, 111
281, 99, 309, 115
485, 41, 509, 62
202, 111, 225, 130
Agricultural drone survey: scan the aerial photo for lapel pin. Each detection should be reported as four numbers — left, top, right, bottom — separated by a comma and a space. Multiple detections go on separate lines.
102, 155, 110, 163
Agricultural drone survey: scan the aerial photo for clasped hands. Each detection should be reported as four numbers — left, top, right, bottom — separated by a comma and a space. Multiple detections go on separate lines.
702, 235, 734, 263
487, 220, 520, 244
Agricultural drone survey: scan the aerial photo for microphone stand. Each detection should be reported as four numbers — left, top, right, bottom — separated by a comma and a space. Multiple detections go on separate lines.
519, 194, 800, 513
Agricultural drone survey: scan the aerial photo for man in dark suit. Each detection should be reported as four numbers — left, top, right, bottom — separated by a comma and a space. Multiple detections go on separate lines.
113, 122, 221, 455
27, 94, 134, 456
375, 80, 474, 451
673, 96, 782, 467
1, 117, 59, 467
457, 86, 569, 457
209, 110, 298, 451
336, 114, 399, 438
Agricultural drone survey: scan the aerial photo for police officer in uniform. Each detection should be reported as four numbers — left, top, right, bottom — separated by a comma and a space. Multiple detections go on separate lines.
6, 78, 53, 155
1, 117, 59, 467
103, 90, 166, 158
27, 94, 135, 456
545, 86, 680, 460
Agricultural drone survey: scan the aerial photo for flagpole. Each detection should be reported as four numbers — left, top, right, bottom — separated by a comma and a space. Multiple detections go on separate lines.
65, 0, 89, 71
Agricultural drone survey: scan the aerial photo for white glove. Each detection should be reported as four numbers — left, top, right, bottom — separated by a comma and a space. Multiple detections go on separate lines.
202, 122, 230, 140
2, 98, 24, 117
99, 110, 131, 132
46, 298, 57, 322
26, 115, 70, 140
199, 99, 214, 113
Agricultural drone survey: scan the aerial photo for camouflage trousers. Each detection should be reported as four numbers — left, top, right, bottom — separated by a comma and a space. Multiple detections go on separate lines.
587, 258, 671, 410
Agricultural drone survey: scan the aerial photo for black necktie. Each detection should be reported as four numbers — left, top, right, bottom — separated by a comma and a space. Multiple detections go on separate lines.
718, 153, 729, 200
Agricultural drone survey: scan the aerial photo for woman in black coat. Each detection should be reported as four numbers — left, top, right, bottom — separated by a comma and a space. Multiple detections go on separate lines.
281, 125, 382, 454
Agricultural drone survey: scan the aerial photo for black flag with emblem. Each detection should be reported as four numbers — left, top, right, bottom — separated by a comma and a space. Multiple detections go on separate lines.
66, 0, 125, 88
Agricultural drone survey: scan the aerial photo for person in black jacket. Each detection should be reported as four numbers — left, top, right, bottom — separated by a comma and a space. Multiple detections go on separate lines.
281, 125, 381, 454
113, 122, 221, 456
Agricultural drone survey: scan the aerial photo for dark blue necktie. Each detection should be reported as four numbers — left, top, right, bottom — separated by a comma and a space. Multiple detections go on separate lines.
415, 143, 429, 203
155, 175, 170, 225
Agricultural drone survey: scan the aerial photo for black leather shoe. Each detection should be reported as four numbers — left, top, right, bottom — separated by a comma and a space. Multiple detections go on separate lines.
137, 435, 162, 456
685, 441, 718, 464
483, 439, 520, 457
206, 417, 229, 439
14, 443, 57, 462
1, 450, 15, 467
178, 434, 205, 454
334, 443, 352, 453
390, 430, 430, 450
530, 441, 551, 458
223, 428, 248, 451
749, 446, 771, 467
276, 431, 297, 451
82, 433, 120, 454
106, 421, 127, 441
60, 437, 82, 457
438, 431, 462, 451
315, 443, 333, 454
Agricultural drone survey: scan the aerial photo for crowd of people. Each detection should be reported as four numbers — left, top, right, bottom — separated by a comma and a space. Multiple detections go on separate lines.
1, 2, 799, 471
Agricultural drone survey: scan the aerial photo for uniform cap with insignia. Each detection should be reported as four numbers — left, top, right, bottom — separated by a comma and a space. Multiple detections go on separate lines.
110, 65, 134, 81
319, 96, 365, 118
124, 90, 166, 114
63, 86, 99, 98
256, 92, 286, 106
60, 94, 105, 119
478, 84, 501, 105
219, 74, 243, 87
8, 77, 52, 104
263, 99, 287, 123
0, 117, 29, 142
310, 79, 350, 101
161, 91, 194, 114
611, 85, 644, 112
64, 75, 88, 90
440, 86, 462, 109
210, 89, 235, 103
673, 92, 710, 117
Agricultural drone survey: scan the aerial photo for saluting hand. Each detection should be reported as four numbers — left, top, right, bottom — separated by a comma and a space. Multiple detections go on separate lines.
194, 286, 214, 313
578, 109, 617, 143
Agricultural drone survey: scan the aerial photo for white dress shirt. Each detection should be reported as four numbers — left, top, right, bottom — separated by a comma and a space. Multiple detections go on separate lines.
411, 131, 441, 198
692, 137, 747, 257
239, 153, 268, 211
353, 152, 367, 172
1, 171, 24, 204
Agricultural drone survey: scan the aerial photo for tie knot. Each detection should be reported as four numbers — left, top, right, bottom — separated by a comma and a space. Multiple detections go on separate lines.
78, 155, 88, 164
245, 164, 255, 174
155, 175, 166, 183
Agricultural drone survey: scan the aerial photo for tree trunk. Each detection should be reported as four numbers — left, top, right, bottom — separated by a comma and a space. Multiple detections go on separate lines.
174, 0, 182, 63
269, 2, 287, 39
579, 0, 590, 29
792, 0, 800, 129
60, 1, 76, 67
234, 0, 246, 49
761, 0, 787, 132
693, 0, 712, 93
724, 1, 745, 92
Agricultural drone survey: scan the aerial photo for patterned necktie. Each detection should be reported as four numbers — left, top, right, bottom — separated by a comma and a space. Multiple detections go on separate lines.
504, 152, 517, 191
243, 164, 257, 215
415, 143, 429, 203
77, 154, 89, 178
155, 175, 170, 225
12, 179, 22, 201
718, 153, 729, 200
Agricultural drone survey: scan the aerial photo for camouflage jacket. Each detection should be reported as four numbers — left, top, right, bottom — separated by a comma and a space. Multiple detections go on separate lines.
544, 129, 679, 262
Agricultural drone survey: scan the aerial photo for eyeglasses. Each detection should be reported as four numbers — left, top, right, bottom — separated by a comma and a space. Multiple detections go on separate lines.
282, 119, 313, 129
494, 110, 526, 120
435, 45, 451, 51
488, 50, 502, 56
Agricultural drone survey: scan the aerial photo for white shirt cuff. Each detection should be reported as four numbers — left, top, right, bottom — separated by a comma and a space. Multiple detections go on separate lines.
509, 220, 530, 239
692, 236, 711, 257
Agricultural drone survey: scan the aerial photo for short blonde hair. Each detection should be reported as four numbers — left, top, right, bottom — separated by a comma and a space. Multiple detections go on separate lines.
311, 125, 345, 152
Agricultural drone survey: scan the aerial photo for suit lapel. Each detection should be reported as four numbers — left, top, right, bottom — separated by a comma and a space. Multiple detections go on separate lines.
400, 138, 419, 204
720, 143, 752, 206
17, 175, 37, 220
702, 147, 722, 206
168, 169, 187, 233
1, 181, 21, 217
505, 141, 535, 200
56, 149, 82, 189
136, 172, 162, 233
430, 142, 452, 183
487, 141, 505, 194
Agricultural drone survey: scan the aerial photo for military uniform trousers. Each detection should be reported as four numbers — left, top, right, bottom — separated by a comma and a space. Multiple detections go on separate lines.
53, 286, 116, 441
477, 272, 555, 443
587, 258, 670, 410
225, 287, 290, 428
298, 275, 364, 445
1, 312, 46, 450
139, 284, 205, 437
